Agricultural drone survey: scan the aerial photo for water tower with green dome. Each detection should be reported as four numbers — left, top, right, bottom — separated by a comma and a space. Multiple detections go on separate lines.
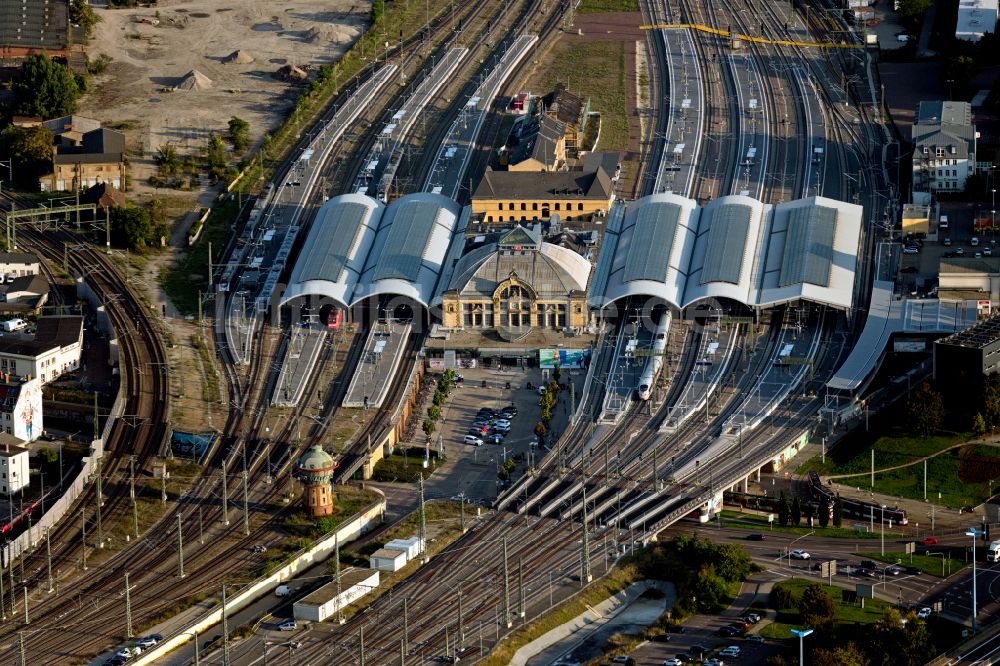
294, 445, 337, 516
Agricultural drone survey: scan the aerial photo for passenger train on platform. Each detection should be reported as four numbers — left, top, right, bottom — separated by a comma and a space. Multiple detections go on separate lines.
637, 311, 671, 401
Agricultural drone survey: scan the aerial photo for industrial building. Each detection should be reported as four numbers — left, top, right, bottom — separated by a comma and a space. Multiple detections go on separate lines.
0, 0, 70, 63
0, 437, 29, 496
911, 101, 977, 205
934, 314, 1000, 398
370, 547, 408, 572
293, 569, 380, 623
384, 536, 424, 560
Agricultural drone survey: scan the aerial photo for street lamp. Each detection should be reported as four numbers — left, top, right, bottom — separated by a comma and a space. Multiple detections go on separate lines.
790, 627, 813, 666
966, 527, 985, 634
881, 504, 886, 556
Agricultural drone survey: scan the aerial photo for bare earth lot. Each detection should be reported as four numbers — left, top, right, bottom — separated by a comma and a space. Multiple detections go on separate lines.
82, 0, 370, 197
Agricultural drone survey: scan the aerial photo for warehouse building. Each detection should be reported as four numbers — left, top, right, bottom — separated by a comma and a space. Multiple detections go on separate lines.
934, 314, 1000, 398
293, 569, 380, 623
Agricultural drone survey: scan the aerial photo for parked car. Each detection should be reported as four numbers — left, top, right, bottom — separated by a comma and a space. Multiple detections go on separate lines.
718, 626, 741, 637
501, 406, 518, 418
790, 549, 810, 560
720, 646, 741, 657
468, 427, 488, 437
278, 619, 297, 631
492, 423, 511, 434
463, 435, 484, 446
744, 635, 765, 643
477, 408, 498, 418
902, 246, 919, 254
918, 607, 933, 620
943, 237, 952, 245
745, 612, 761, 623
663, 660, 684, 666
472, 418, 492, 428
703, 659, 724, 666
487, 433, 505, 444
675, 654, 693, 663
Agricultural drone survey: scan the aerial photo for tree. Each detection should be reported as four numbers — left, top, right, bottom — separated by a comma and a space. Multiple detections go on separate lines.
895, 0, 931, 24
818, 499, 830, 528
155, 143, 179, 175
812, 643, 870, 666
778, 491, 790, 526
906, 382, 944, 437
227, 116, 250, 152
534, 422, 547, 442
974, 411, 988, 436
432, 390, 445, 407
714, 543, 756, 582
1, 125, 54, 186
791, 496, 802, 526
803, 501, 815, 525
799, 583, 836, 631
426, 405, 441, 421
832, 494, 843, 528
205, 134, 227, 182
985, 375, 1000, 431
421, 419, 435, 440
553, 364, 562, 384
109, 205, 154, 250
69, 0, 99, 36
13, 54, 80, 118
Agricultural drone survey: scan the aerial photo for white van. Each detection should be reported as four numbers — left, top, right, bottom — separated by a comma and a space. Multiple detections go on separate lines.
463, 435, 484, 446
988, 540, 1000, 562
939, 215, 949, 230
275, 584, 290, 597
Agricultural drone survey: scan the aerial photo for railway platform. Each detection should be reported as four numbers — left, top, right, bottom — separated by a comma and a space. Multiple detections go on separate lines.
343, 320, 412, 409
660, 318, 736, 433
271, 325, 327, 407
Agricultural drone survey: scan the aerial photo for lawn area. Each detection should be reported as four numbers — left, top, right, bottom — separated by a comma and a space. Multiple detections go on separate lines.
759, 578, 893, 640
719, 510, 881, 539
578, 0, 639, 11
861, 551, 968, 578
794, 422, 992, 508
527, 41, 630, 152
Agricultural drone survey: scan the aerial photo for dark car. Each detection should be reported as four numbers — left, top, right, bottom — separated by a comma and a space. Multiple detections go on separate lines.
860, 560, 877, 569
500, 409, 517, 419
906, 566, 922, 575
468, 427, 488, 437
857, 568, 876, 578
691, 645, 712, 658
477, 408, 497, 417
487, 433, 504, 444
676, 654, 693, 663
746, 533, 765, 541
472, 418, 492, 427
884, 566, 902, 576
718, 626, 741, 637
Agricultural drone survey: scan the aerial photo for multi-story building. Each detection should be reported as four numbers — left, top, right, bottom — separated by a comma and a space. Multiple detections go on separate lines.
0, 253, 40, 278
911, 101, 977, 205
0, 316, 83, 384
0, 439, 29, 496
506, 115, 566, 172
0, 0, 69, 63
39, 126, 126, 192
934, 314, 1000, 400
471, 162, 615, 224
0, 377, 42, 442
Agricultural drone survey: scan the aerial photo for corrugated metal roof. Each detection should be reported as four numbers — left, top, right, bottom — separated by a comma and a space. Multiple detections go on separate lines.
778, 205, 837, 288
701, 203, 752, 285
623, 202, 680, 283
297, 201, 372, 284
372, 200, 441, 282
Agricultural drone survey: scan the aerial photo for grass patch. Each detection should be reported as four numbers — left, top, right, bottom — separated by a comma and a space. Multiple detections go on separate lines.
527, 41, 630, 152
371, 447, 443, 483
860, 551, 968, 578
191, 334, 221, 403
260, 485, 380, 575
161, 197, 237, 315
578, 0, 639, 12
719, 510, 882, 539
760, 578, 894, 641
835, 442, 997, 509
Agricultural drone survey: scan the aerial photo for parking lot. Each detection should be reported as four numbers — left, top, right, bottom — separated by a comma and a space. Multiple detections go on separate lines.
627, 617, 784, 666
422, 364, 582, 502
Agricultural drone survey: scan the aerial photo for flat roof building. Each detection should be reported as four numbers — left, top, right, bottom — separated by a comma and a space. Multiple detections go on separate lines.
370, 548, 408, 572
293, 569, 379, 622
934, 314, 1000, 400
0, 438, 29, 496
956, 0, 998, 40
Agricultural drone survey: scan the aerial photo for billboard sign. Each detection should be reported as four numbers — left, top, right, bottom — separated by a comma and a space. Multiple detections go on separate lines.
538, 349, 592, 369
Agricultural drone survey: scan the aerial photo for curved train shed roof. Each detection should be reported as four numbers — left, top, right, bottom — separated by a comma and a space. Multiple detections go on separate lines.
281, 192, 463, 309
597, 194, 862, 311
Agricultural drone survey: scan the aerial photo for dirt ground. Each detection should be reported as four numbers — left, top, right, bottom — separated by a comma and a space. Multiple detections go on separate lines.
81, 0, 370, 199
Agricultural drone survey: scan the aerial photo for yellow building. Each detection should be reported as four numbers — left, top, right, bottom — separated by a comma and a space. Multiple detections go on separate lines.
507, 115, 566, 172
472, 163, 615, 224
438, 225, 592, 340
39, 127, 126, 192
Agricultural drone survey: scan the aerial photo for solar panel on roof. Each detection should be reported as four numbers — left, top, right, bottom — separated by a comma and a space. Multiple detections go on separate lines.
623, 203, 680, 283
778, 205, 838, 288
701, 204, 752, 285
373, 200, 441, 282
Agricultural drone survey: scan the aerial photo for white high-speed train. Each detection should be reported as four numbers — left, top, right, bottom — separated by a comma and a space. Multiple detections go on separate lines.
637, 311, 671, 400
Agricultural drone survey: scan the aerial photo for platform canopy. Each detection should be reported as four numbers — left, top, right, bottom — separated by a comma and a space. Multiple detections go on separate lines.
281, 192, 463, 309
595, 194, 863, 312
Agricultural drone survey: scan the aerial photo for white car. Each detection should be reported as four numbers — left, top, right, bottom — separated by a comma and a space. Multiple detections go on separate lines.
278, 619, 297, 631
902, 246, 919, 254
663, 660, 684, 666
918, 607, 932, 620
790, 549, 810, 560
720, 646, 741, 657
703, 659, 724, 666
494, 419, 511, 429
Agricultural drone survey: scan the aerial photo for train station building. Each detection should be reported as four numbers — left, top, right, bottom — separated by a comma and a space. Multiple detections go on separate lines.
436, 224, 591, 339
